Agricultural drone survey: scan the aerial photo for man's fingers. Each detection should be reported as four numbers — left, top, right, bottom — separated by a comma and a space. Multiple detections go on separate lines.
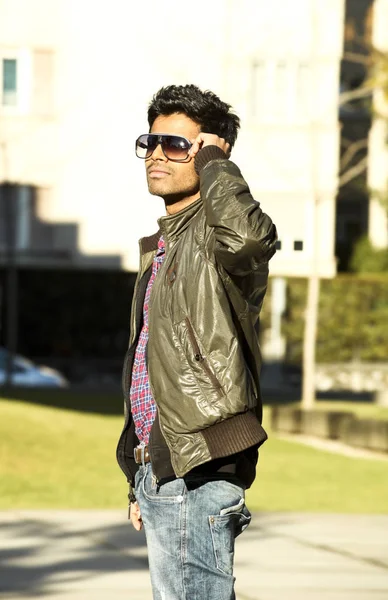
131, 514, 143, 530
130, 502, 143, 531
190, 133, 230, 158
132, 516, 143, 531
189, 139, 201, 158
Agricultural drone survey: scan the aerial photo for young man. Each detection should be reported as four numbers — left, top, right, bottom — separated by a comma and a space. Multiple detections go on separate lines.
117, 84, 277, 599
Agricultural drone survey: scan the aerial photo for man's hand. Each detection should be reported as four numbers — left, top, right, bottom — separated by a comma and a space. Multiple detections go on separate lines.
130, 501, 143, 531
189, 133, 230, 159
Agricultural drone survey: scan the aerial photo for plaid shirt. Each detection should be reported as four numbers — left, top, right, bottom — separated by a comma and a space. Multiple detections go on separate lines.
130, 236, 165, 444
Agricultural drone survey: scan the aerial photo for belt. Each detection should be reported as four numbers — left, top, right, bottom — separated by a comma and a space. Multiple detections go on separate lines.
134, 444, 151, 465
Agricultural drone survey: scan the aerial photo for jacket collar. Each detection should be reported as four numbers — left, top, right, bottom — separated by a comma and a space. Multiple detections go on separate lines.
139, 197, 202, 255
158, 197, 202, 244
139, 230, 161, 254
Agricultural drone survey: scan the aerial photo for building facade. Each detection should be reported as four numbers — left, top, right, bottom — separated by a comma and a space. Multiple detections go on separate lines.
0, 0, 345, 276
224, 0, 344, 278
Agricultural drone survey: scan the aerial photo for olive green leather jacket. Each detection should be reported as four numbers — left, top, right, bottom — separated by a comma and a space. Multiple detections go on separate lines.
117, 152, 277, 490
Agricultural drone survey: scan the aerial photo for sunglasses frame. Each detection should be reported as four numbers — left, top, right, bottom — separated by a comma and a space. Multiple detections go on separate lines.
135, 133, 193, 162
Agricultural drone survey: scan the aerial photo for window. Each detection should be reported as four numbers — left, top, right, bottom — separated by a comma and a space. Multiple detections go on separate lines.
2, 58, 17, 106
273, 61, 288, 119
251, 59, 313, 123
1, 49, 54, 114
296, 63, 311, 119
251, 60, 266, 119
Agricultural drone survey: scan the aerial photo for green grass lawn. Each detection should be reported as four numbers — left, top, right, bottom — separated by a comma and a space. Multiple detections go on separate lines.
248, 436, 388, 513
1, 396, 387, 512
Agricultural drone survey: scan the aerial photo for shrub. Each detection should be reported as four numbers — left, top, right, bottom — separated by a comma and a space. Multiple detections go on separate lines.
350, 235, 388, 273
281, 275, 388, 364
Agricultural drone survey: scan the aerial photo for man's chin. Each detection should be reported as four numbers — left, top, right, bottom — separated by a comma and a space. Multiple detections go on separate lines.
147, 184, 179, 203
147, 182, 200, 205
147, 182, 170, 198
147, 187, 184, 206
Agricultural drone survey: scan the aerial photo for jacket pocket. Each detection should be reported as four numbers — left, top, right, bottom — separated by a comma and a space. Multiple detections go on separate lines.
184, 317, 224, 394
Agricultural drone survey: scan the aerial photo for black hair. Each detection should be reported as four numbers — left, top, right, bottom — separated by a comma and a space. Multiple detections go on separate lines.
147, 84, 240, 148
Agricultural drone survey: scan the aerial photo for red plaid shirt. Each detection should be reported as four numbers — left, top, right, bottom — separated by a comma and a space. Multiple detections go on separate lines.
130, 236, 165, 444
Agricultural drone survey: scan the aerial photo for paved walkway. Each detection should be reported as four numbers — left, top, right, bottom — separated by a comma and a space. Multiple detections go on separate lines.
1, 511, 387, 599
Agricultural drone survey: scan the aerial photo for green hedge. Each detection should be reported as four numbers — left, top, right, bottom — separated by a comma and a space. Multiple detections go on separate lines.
262, 275, 388, 364
350, 235, 388, 273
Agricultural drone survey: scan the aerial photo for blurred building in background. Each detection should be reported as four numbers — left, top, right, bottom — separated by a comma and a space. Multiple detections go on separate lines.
0, 0, 231, 271
0, 2, 66, 268
1, 0, 345, 276
0, 0, 386, 377
227, 0, 344, 279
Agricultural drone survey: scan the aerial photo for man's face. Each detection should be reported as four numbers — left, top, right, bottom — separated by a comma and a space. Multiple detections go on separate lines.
145, 113, 201, 206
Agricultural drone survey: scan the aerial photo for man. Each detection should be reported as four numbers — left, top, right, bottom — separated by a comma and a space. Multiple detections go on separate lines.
116, 84, 277, 600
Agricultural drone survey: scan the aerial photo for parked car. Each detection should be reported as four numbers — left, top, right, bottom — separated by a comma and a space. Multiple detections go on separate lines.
0, 347, 69, 388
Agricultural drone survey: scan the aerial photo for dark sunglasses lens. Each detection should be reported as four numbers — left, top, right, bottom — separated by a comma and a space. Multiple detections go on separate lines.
162, 136, 190, 160
136, 135, 157, 158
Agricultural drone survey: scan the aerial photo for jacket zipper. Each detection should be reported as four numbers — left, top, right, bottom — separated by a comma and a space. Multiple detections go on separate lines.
184, 317, 223, 392
147, 232, 170, 482
129, 239, 150, 346
121, 243, 154, 433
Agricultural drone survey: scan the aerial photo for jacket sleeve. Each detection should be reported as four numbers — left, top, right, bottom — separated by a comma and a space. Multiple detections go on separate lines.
199, 158, 277, 277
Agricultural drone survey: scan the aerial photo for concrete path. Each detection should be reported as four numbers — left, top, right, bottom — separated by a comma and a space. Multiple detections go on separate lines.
0, 510, 387, 600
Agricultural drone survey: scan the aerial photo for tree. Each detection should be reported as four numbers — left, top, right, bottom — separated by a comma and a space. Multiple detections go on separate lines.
339, 33, 388, 191
301, 21, 388, 409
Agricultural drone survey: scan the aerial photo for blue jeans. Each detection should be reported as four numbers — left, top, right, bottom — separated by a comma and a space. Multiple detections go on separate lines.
135, 462, 251, 600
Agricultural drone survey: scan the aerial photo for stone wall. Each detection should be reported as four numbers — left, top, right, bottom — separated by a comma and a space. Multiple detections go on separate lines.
271, 406, 388, 454
316, 363, 388, 392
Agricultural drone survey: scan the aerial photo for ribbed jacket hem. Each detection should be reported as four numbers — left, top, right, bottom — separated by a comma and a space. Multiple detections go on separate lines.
202, 410, 268, 460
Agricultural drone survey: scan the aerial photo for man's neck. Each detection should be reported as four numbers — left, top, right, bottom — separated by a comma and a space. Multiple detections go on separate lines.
164, 194, 200, 216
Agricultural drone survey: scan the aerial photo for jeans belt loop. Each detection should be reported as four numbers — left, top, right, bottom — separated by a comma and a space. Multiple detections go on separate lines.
141, 445, 145, 467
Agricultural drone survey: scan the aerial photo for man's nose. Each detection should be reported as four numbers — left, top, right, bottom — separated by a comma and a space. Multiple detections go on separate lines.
150, 143, 168, 161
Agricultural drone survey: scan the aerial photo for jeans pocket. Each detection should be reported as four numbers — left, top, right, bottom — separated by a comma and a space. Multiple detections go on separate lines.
142, 470, 185, 504
209, 501, 252, 576
235, 504, 252, 537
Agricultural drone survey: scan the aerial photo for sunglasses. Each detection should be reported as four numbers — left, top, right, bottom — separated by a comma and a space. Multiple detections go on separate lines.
135, 133, 193, 162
